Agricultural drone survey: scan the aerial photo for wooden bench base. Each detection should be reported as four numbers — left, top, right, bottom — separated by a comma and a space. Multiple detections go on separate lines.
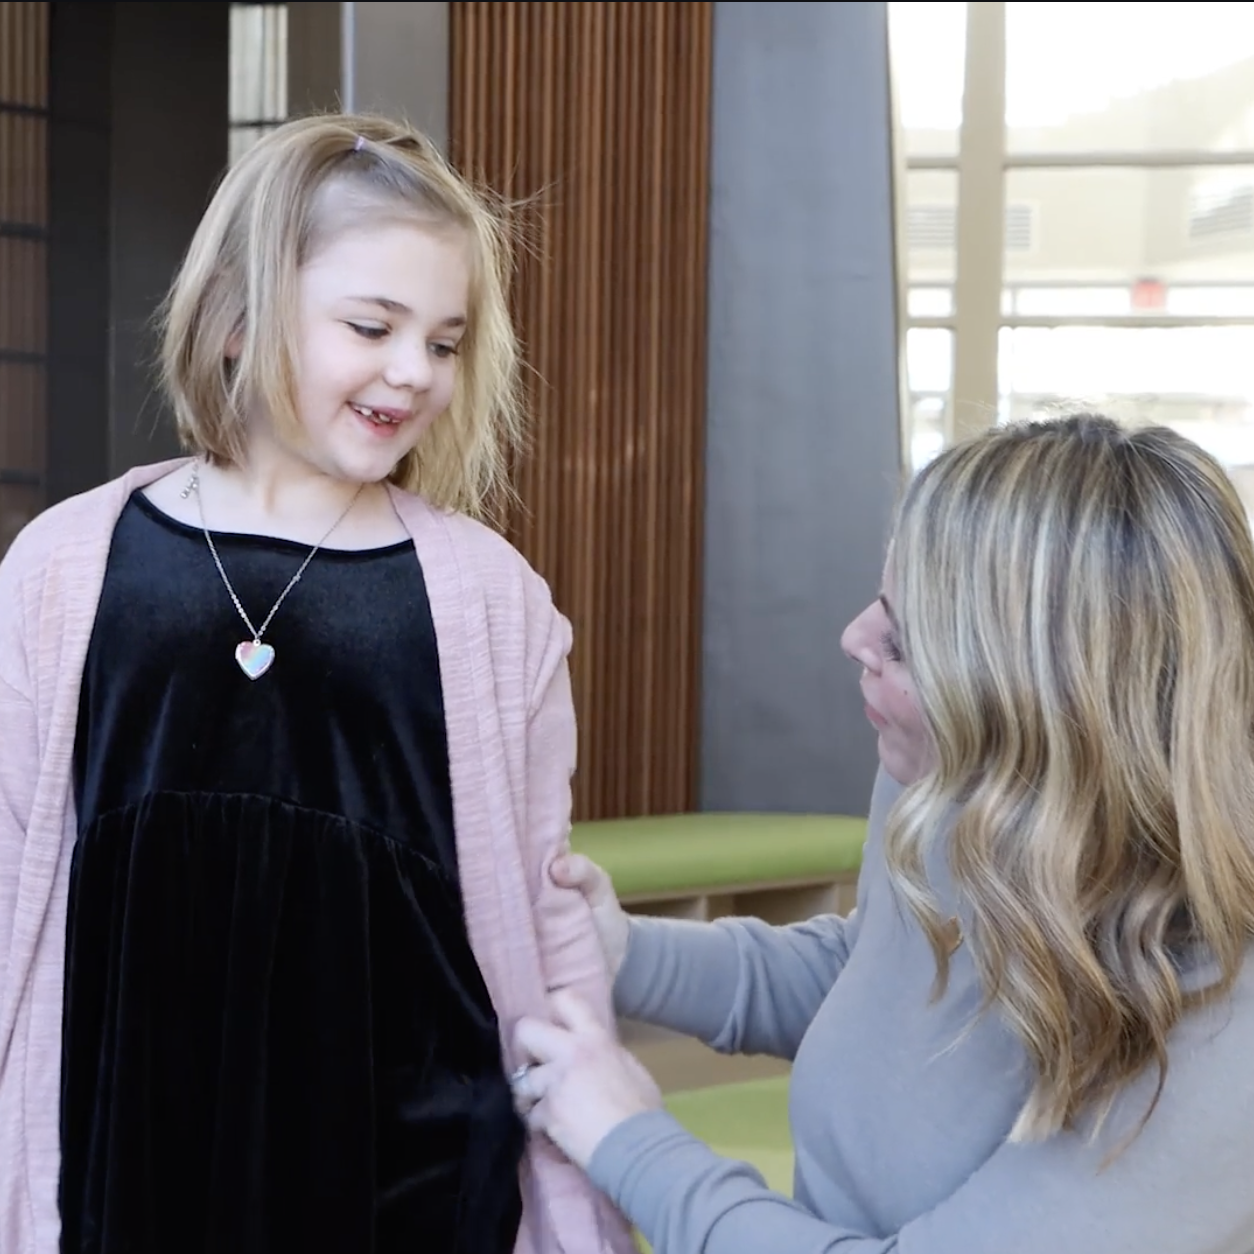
621, 873, 858, 924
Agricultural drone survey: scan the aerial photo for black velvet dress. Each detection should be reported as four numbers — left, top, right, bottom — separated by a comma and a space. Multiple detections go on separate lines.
60, 491, 525, 1254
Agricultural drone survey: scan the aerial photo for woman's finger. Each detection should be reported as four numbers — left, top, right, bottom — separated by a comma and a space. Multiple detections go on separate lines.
548, 988, 603, 1035
551, 853, 615, 905
509, 1061, 549, 1113
514, 1013, 573, 1064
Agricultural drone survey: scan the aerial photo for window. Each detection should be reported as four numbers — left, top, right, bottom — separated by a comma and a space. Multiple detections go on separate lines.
229, 3, 287, 165
890, 1, 1254, 513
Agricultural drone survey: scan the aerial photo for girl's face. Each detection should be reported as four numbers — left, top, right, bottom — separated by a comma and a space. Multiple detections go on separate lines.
280, 220, 470, 485
839, 561, 935, 785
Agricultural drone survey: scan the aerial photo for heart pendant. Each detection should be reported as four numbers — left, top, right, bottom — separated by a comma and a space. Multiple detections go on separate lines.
235, 640, 275, 680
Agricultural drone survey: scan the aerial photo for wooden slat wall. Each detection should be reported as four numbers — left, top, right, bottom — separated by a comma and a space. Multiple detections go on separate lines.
0, 1, 47, 557
450, 2, 713, 821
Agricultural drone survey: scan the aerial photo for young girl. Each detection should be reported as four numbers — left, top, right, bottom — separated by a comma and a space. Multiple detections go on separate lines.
0, 114, 635, 1254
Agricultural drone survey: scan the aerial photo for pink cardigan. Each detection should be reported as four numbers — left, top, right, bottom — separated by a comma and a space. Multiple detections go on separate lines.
0, 459, 636, 1254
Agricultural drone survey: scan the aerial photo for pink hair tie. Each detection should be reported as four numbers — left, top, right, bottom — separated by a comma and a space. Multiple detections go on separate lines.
353, 135, 366, 152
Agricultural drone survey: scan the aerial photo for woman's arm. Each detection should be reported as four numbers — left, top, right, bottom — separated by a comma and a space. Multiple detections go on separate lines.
614, 910, 861, 1060
548, 836, 864, 1060
588, 970, 1254, 1254
612, 770, 900, 1059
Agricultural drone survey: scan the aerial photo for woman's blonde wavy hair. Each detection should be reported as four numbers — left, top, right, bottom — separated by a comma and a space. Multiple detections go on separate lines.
887, 413, 1254, 1143
159, 112, 523, 518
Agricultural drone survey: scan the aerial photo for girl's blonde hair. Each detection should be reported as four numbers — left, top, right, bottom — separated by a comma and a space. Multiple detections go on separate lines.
888, 414, 1254, 1143
159, 113, 523, 518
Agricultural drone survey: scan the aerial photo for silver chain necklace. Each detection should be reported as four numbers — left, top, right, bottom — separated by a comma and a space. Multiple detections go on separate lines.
182, 463, 365, 680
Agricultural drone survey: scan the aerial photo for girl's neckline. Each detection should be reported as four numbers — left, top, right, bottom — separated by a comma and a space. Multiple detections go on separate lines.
131, 489, 414, 558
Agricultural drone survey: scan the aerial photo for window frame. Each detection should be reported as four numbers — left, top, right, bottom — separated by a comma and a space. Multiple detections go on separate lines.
892, 1, 1254, 454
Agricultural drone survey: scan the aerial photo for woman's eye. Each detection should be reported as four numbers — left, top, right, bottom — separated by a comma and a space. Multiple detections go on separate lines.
347, 322, 388, 340
430, 342, 460, 360
880, 631, 904, 663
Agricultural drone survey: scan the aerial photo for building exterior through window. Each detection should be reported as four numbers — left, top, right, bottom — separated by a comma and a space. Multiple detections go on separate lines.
891, 1, 1254, 517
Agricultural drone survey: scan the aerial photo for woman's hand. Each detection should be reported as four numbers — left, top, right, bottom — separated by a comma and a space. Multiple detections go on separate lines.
550, 853, 632, 980
513, 989, 663, 1169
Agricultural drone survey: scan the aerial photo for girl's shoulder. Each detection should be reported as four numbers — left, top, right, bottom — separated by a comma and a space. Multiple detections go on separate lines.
389, 486, 554, 606
1, 480, 120, 588
0, 460, 185, 604
389, 488, 572, 683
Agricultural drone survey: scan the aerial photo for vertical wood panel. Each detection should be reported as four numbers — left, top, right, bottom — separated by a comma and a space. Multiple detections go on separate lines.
0, 0, 48, 556
450, 2, 712, 820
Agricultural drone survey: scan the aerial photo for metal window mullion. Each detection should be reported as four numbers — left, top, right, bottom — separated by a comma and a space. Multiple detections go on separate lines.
886, 6, 914, 468
341, 2, 357, 114
949, 0, 1006, 442
915, 315, 1254, 331
1004, 314, 1254, 330
910, 150, 1254, 172
1006, 150, 1254, 170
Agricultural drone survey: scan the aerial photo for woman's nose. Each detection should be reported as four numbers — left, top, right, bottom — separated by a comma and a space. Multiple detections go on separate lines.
840, 606, 880, 672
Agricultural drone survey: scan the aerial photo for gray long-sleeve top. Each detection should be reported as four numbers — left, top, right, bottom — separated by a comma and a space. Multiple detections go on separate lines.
587, 770, 1254, 1253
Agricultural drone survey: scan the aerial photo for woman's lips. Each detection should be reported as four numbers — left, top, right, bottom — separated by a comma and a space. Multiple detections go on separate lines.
864, 701, 888, 730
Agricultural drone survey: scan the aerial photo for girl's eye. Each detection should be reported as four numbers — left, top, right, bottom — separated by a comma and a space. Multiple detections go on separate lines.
430, 342, 460, 360
347, 322, 388, 340
880, 630, 904, 663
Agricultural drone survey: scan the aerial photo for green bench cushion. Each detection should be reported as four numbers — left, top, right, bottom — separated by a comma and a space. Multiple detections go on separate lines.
569, 813, 866, 899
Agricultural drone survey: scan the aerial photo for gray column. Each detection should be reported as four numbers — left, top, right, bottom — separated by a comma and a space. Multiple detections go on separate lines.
288, 2, 448, 150
700, 1, 904, 816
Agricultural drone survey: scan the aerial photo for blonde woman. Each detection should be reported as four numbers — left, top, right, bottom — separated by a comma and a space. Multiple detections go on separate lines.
0, 115, 634, 1254
511, 415, 1254, 1253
